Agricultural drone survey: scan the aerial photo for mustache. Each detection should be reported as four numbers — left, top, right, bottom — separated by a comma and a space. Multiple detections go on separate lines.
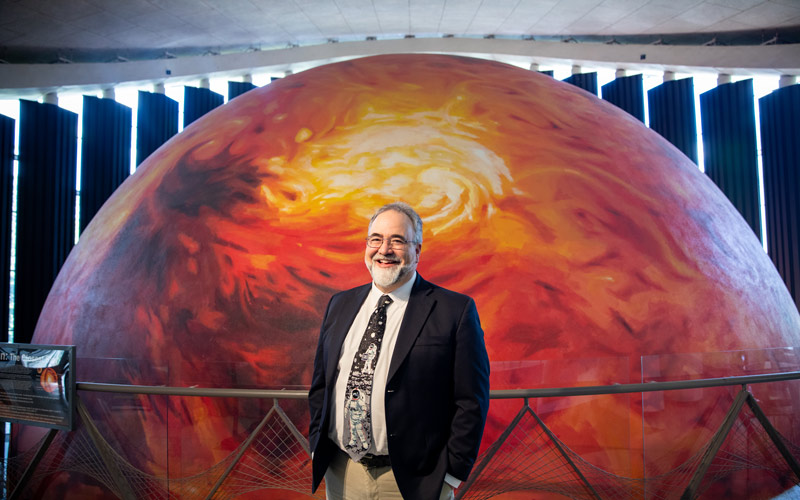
373, 254, 400, 263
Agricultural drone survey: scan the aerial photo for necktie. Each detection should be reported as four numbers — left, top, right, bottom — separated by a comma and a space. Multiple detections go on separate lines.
343, 294, 393, 461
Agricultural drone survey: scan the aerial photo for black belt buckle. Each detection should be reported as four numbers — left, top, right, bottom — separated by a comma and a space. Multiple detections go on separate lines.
360, 453, 391, 469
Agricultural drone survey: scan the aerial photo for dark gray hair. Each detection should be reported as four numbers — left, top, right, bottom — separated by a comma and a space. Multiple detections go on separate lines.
368, 202, 423, 244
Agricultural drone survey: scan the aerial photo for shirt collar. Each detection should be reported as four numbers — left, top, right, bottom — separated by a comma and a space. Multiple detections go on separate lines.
369, 271, 416, 306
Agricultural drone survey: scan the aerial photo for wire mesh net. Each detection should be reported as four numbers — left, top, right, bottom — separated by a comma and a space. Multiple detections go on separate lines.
2, 399, 319, 499
2, 391, 798, 499
211, 403, 322, 499
693, 402, 800, 499
460, 405, 644, 500
459, 395, 800, 500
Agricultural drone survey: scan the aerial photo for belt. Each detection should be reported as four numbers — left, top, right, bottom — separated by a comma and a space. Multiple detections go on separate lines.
358, 453, 391, 469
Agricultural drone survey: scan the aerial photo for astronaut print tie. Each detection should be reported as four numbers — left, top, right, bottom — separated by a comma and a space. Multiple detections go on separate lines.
343, 294, 393, 462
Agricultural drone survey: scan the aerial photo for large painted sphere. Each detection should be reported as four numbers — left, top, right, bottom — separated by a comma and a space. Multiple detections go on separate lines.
32, 54, 799, 498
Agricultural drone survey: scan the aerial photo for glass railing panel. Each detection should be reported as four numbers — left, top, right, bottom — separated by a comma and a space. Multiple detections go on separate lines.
642, 346, 800, 381
9, 356, 171, 498
640, 348, 800, 499
150, 359, 310, 497
8, 350, 797, 498
166, 357, 309, 391
475, 357, 637, 497
76, 355, 169, 386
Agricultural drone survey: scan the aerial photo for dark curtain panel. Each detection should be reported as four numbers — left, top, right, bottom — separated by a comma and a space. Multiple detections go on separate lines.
759, 84, 800, 311
80, 96, 132, 233
15, 100, 77, 343
184, 86, 224, 128
647, 78, 698, 164
700, 79, 760, 238
228, 81, 257, 101
602, 74, 645, 122
0, 114, 14, 342
136, 91, 178, 166
563, 72, 598, 96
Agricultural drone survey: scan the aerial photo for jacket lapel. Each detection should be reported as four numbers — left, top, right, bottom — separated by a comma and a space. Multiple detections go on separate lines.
325, 284, 370, 386
387, 274, 435, 382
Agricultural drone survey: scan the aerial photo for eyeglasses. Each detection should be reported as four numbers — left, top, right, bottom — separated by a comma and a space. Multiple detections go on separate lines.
365, 236, 415, 249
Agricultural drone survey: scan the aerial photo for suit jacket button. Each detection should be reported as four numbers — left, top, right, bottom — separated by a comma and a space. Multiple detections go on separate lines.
387, 389, 395, 393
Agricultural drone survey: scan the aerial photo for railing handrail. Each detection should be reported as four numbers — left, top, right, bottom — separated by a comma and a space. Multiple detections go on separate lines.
75, 370, 800, 399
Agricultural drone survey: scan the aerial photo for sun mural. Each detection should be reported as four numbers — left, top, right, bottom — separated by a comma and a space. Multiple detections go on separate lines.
26, 54, 800, 498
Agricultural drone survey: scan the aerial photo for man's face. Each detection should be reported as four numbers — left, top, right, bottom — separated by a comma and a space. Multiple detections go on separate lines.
365, 210, 421, 293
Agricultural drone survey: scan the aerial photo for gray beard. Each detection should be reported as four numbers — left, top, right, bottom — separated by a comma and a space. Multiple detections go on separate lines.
370, 261, 412, 289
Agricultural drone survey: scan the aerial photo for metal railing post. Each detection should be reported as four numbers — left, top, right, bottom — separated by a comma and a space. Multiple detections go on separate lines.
745, 392, 800, 481
17, 369, 789, 499
204, 402, 277, 499
75, 396, 137, 500
681, 387, 750, 500
272, 399, 311, 456
528, 406, 602, 500
8, 428, 58, 500
456, 398, 531, 499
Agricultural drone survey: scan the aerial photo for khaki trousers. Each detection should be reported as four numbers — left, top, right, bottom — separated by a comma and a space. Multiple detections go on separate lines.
325, 449, 454, 500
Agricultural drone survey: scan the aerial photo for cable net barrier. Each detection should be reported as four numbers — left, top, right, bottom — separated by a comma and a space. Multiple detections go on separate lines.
460, 398, 799, 500
211, 403, 324, 500
2, 400, 319, 499
2, 390, 798, 499
692, 405, 800, 499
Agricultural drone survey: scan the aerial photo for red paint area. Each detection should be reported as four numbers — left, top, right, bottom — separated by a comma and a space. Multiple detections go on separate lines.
28, 55, 799, 498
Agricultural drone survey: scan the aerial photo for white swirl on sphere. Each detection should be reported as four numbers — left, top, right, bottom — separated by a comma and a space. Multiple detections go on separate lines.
262, 112, 513, 235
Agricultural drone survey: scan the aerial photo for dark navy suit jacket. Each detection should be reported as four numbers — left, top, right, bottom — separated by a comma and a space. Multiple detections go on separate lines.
309, 274, 490, 500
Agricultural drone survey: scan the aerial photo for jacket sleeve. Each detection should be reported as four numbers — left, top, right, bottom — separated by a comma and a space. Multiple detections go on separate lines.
446, 297, 490, 481
308, 296, 334, 451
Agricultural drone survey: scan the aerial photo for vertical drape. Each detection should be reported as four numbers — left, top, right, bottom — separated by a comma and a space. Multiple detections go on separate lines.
563, 72, 598, 96
183, 86, 224, 128
80, 96, 132, 233
759, 84, 800, 311
0, 114, 14, 342
602, 74, 645, 122
700, 79, 760, 238
15, 100, 77, 343
647, 78, 698, 164
136, 91, 178, 166
228, 81, 257, 101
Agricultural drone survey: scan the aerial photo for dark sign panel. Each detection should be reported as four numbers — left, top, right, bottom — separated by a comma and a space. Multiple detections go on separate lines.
0, 343, 75, 431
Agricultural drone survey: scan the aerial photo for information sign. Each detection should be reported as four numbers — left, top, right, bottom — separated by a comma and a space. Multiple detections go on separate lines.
0, 343, 76, 431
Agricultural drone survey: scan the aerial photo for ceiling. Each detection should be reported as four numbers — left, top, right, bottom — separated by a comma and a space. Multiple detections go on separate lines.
3, 0, 800, 64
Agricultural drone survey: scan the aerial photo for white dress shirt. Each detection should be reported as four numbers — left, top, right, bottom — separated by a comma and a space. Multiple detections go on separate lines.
326, 272, 463, 489
328, 272, 415, 455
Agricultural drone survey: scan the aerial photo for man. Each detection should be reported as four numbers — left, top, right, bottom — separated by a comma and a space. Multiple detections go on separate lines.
309, 202, 490, 500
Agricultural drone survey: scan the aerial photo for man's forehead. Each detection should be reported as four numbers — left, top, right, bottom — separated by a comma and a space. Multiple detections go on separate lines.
368, 210, 414, 233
